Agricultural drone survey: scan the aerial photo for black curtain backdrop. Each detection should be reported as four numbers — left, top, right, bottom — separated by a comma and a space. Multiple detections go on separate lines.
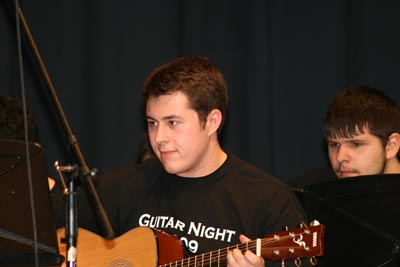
1, 0, 400, 183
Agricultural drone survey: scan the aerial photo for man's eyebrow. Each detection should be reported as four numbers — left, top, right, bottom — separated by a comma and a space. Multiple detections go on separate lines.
146, 115, 181, 121
146, 114, 154, 119
327, 136, 366, 142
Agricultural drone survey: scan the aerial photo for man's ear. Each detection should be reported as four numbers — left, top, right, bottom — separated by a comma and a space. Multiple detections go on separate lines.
206, 109, 222, 135
385, 133, 400, 159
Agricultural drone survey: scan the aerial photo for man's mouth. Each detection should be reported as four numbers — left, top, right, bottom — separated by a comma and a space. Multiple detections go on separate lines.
337, 169, 357, 178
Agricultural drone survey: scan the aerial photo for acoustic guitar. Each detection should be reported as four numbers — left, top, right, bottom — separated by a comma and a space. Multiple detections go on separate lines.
57, 223, 324, 267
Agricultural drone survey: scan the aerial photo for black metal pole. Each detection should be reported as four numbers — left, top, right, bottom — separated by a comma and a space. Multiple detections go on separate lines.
66, 176, 78, 267
15, 3, 115, 245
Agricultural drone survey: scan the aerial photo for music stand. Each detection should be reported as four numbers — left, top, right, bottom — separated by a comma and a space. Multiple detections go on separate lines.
297, 174, 400, 267
0, 139, 63, 266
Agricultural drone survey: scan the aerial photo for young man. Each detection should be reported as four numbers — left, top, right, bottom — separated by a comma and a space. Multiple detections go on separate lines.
74, 57, 309, 267
324, 85, 400, 178
0, 92, 56, 190
290, 85, 400, 188
289, 85, 400, 267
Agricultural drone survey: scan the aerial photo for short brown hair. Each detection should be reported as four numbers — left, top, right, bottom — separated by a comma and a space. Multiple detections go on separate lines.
0, 92, 37, 142
141, 57, 228, 131
324, 85, 400, 145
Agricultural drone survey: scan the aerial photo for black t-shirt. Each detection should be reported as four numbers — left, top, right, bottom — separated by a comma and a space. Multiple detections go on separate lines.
70, 153, 309, 265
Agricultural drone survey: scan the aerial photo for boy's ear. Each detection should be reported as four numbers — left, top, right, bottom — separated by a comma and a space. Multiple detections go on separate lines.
207, 109, 222, 135
385, 133, 400, 159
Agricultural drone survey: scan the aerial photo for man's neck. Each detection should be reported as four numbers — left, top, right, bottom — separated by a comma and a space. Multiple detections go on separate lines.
384, 158, 400, 174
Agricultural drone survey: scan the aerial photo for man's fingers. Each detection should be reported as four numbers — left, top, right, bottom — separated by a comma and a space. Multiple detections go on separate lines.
239, 234, 251, 244
244, 250, 265, 266
227, 248, 265, 267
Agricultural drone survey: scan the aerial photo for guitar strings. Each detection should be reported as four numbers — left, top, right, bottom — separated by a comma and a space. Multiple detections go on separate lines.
159, 232, 309, 267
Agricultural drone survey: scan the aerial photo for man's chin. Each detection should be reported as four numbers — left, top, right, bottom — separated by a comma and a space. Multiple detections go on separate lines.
337, 172, 358, 179
162, 162, 185, 176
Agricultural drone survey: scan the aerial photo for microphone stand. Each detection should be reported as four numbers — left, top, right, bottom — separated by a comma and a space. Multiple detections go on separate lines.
14, 3, 115, 265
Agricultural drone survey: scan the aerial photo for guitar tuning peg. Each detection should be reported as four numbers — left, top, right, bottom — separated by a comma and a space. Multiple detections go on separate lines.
281, 225, 289, 231
310, 256, 318, 266
295, 258, 302, 267
310, 220, 320, 226
297, 221, 308, 229
280, 259, 285, 267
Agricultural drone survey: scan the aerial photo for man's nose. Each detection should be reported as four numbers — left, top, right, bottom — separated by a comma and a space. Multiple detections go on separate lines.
155, 124, 168, 144
336, 145, 349, 162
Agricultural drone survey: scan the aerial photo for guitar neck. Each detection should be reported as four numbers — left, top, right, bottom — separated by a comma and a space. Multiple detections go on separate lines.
159, 224, 325, 267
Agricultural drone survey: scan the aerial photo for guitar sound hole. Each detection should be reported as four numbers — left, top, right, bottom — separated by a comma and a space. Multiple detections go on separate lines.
108, 260, 133, 267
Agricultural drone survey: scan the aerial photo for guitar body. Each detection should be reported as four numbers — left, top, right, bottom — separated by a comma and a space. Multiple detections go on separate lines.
57, 227, 184, 267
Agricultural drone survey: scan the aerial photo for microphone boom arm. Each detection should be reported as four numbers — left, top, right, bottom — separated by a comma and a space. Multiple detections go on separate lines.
15, 3, 114, 243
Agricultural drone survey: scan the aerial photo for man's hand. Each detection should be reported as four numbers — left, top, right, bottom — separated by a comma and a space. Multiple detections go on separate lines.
227, 235, 265, 267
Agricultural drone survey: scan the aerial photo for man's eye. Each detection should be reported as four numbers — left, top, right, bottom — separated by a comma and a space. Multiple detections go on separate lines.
351, 142, 364, 147
147, 121, 157, 127
327, 142, 339, 148
169, 121, 178, 126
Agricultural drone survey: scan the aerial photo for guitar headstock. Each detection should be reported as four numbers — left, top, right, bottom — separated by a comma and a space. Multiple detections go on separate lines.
260, 221, 325, 263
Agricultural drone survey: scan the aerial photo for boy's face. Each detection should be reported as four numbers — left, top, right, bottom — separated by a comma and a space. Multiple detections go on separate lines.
146, 91, 213, 177
326, 131, 387, 178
